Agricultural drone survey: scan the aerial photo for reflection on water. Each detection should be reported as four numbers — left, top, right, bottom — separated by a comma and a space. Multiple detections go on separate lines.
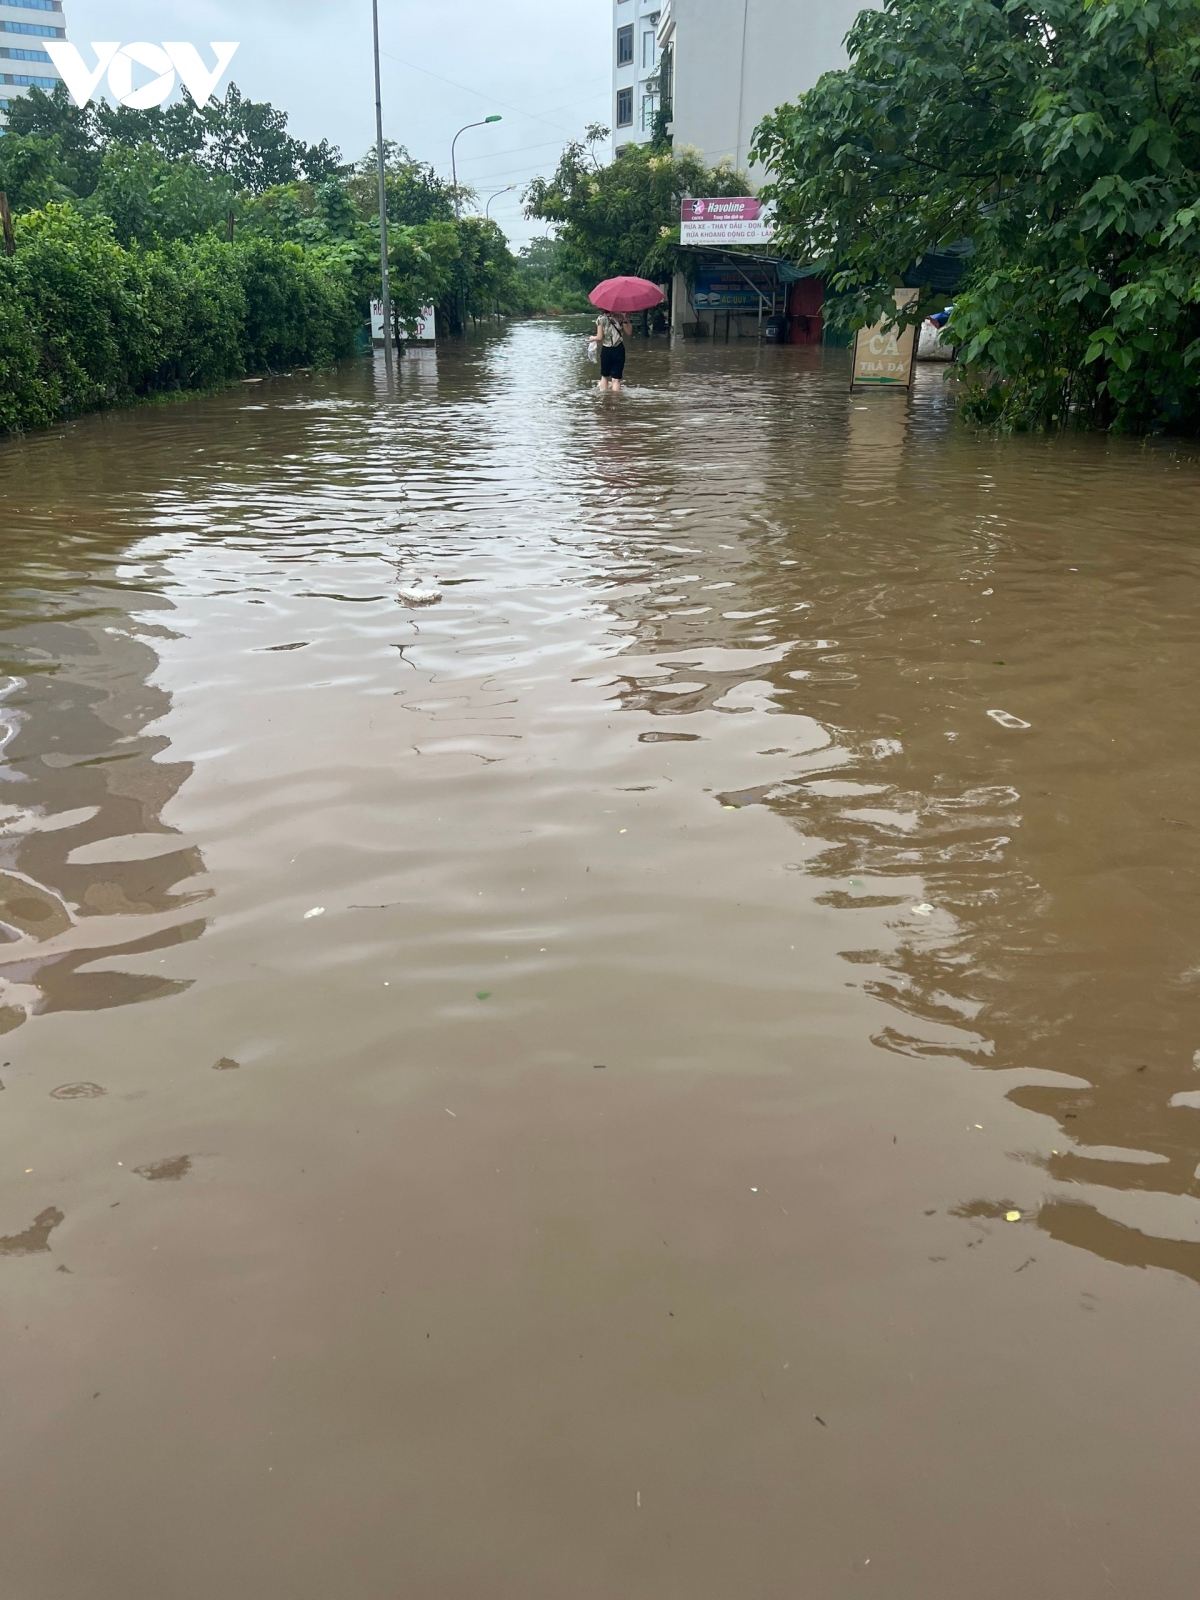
0, 534, 205, 1036
581, 349, 1200, 1284
3, 326, 1200, 1596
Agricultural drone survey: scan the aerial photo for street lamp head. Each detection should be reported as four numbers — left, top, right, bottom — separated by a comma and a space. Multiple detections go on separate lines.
451, 117, 506, 217
484, 182, 519, 217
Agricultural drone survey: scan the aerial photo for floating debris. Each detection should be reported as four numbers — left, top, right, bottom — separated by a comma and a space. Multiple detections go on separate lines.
397, 583, 443, 607
50, 1082, 106, 1099
986, 709, 1031, 730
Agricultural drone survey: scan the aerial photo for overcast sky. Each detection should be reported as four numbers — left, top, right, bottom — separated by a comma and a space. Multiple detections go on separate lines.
65, 0, 612, 245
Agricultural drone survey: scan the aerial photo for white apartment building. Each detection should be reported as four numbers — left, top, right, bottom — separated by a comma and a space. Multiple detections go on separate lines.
0, 0, 68, 125
612, 0, 870, 175
612, 0, 667, 150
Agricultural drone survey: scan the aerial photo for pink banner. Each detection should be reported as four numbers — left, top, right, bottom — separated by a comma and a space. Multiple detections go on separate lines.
680, 198, 772, 245
681, 198, 764, 223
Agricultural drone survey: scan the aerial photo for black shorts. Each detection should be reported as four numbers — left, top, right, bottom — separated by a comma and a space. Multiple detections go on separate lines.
599, 342, 626, 379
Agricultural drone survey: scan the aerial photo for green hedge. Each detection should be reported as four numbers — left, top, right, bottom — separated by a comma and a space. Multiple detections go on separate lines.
0, 205, 361, 433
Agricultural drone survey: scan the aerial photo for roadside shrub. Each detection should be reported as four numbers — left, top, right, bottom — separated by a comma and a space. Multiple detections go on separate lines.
234, 235, 359, 370
0, 202, 361, 434
11, 204, 152, 416
0, 257, 48, 431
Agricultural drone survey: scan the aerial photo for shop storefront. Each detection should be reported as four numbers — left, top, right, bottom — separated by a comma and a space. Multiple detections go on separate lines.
671, 196, 831, 344
675, 254, 785, 340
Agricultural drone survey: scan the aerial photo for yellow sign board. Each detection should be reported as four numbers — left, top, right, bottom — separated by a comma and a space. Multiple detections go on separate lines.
851, 288, 920, 388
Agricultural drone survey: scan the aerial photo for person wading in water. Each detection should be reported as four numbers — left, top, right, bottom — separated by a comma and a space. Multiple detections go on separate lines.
592, 310, 633, 392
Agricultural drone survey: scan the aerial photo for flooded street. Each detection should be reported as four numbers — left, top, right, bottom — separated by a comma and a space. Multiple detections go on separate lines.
3, 321, 1200, 1597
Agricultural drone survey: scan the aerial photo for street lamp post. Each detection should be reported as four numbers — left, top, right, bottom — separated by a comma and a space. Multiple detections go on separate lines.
484, 184, 518, 219
371, 0, 393, 384
450, 115, 502, 216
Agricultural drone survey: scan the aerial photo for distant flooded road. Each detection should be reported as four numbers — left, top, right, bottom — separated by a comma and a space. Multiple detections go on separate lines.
3, 324, 1200, 1598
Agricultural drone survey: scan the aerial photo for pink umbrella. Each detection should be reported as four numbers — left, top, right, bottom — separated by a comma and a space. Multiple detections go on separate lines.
589, 276, 665, 314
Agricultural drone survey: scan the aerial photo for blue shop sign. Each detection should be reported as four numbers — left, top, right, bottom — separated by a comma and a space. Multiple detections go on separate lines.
693, 265, 774, 310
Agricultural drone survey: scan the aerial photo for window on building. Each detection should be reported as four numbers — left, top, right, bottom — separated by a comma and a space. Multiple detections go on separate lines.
616, 25, 634, 66
642, 31, 657, 69
641, 93, 658, 133
6, 0, 62, 11
2, 21, 64, 36
0, 48, 53, 61
616, 86, 633, 126
7, 73, 56, 87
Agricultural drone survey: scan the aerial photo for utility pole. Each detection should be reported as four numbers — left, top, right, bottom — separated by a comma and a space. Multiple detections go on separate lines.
372, 0, 394, 385
0, 193, 15, 258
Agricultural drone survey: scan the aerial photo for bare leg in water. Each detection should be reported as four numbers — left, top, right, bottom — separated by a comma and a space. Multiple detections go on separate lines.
592, 315, 631, 392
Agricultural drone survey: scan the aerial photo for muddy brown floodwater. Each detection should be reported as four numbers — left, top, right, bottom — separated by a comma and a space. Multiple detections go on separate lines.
1, 325, 1200, 1597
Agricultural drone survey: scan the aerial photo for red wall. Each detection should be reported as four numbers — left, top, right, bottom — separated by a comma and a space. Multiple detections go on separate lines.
787, 278, 824, 344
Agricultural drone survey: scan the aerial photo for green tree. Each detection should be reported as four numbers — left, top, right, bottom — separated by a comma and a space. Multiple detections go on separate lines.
2, 83, 103, 197
755, 0, 1200, 432
512, 236, 592, 314
240, 179, 377, 313
0, 132, 64, 214
385, 215, 523, 337
525, 124, 748, 286
390, 221, 460, 332
95, 96, 209, 165
3, 81, 345, 210
95, 87, 345, 187
85, 144, 234, 246
194, 85, 346, 193
241, 178, 364, 245
453, 215, 522, 325
346, 144, 460, 226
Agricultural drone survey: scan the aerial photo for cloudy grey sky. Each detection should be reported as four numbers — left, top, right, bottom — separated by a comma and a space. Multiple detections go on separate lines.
65, 0, 612, 244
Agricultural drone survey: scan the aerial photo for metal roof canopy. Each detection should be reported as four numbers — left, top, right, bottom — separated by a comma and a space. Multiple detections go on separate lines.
674, 244, 794, 323
676, 243, 809, 277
